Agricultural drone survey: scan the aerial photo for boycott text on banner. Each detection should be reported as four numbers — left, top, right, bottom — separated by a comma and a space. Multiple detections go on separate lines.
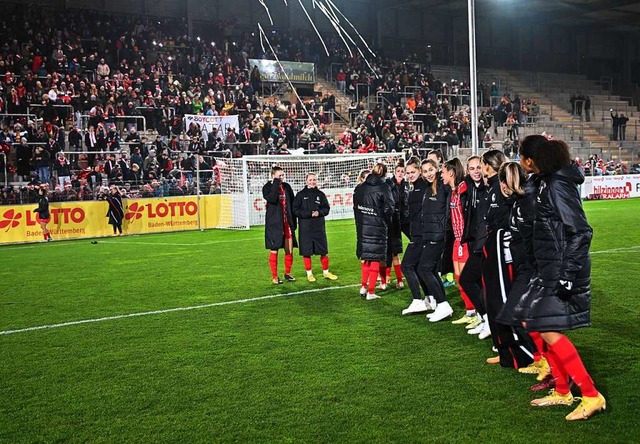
249, 59, 315, 84
0, 196, 232, 244
249, 187, 355, 226
184, 115, 240, 137
581, 174, 640, 200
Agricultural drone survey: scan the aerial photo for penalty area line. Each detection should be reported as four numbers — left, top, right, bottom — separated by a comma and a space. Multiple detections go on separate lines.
0, 284, 360, 336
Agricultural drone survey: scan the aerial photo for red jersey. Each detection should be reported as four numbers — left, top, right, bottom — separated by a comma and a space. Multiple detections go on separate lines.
450, 181, 467, 240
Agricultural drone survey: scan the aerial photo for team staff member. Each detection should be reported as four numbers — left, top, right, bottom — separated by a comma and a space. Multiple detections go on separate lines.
34, 186, 52, 242
106, 185, 125, 236
419, 159, 454, 322
353, 163, 394, 301
401, 157, 432, 315
263, 166, 297, 284
293, 172, 338, 282
519, 140, 605, 421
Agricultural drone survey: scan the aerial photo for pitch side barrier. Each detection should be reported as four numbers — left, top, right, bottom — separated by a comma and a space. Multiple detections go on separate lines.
580, 174, 640, 200
0, 195, 235, 245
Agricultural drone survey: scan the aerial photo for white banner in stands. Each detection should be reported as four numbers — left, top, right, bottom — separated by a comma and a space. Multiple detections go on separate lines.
581, 174, 640, 200
184, 114, 240, 135
249, 187, 355, 226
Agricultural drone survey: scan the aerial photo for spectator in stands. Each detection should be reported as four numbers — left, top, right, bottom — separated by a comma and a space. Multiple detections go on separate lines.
32, 146, 51, 186
54, 152, 71, 189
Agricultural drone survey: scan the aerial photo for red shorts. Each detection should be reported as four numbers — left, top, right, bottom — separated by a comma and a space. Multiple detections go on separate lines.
39, 217, 51, 224
453, 240, 469, 262
283, 220, 293, 240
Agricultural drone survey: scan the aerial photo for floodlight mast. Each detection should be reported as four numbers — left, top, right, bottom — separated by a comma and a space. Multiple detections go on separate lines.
468, 0, 479, 155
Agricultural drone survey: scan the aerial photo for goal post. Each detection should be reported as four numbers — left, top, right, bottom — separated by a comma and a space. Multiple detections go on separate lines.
202, 153, 404, 229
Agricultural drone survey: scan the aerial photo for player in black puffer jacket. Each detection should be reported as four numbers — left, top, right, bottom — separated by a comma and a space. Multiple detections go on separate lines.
517, 139, 605, 421
417, 158, 453, 322
400, 157, 433, 316
353, 163, 395, 300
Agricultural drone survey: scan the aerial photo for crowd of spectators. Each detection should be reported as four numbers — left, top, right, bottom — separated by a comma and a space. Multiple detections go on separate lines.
0, 3, 634, 207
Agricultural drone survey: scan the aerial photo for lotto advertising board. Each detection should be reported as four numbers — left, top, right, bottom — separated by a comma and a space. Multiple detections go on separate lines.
0, 196, 231, 245
581, 174, 640, 200
249, 187, 354, 226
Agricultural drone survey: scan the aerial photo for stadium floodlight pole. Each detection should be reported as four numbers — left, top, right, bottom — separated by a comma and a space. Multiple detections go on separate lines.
242, 157, 250, 230
468, 0, 479, 155
196, 159, 202, 231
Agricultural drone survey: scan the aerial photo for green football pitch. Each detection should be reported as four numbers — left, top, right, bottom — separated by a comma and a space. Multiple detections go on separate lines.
1, 199, 639, 443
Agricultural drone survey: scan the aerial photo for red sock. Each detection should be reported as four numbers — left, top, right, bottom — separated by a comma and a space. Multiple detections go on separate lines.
361, 261, 369, 288
269, 252, 278, 278
545, 347, 570, 395
385, 267, 391, 281
394, 264, 403, 282
44, 232, 49, 240
379, 265, 387, 285
530, 332, 545, 362
368, 261, 380, 294
303, 256, 312, 271
320, 255, 329, 271
455, 274, 475, 310
550, 336, 598, 397
284, 253, 293, 275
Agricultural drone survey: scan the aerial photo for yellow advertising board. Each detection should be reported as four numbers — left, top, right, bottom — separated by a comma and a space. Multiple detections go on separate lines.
0, 195, 231, 244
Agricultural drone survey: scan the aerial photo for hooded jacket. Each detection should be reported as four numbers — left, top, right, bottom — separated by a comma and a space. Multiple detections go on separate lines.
353, 174, 395, 261
517, 162, 592, 331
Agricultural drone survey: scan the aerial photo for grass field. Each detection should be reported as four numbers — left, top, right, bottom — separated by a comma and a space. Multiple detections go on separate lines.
1, 199, 639, 443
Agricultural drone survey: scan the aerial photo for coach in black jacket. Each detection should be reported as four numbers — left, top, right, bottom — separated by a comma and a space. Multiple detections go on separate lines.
263, 166, 297, 284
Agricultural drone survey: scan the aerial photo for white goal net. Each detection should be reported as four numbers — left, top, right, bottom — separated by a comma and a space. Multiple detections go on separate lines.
210, 153, 405, 229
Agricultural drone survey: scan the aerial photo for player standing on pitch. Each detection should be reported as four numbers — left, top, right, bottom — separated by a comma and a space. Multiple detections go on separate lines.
292, 172, 338, 282
263, 166, 297, 284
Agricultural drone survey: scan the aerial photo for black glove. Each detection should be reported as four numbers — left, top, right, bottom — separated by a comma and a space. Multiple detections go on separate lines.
557, 279, 573, 298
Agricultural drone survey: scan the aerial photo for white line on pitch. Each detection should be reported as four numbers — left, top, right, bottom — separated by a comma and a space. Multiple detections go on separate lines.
591, 245, 640, 254
0, 284, 360, 336
97, 237, 263, 246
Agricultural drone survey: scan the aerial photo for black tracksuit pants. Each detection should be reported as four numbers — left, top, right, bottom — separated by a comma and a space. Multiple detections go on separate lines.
459, 250, 487, 315
417, 240, 447, 304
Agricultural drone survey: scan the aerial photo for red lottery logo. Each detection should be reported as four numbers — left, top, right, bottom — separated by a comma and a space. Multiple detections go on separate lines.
0, 209, 22, 232
125, 202, 144, 222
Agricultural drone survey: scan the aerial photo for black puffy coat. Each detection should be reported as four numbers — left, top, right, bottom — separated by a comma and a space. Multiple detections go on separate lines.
353, 174, 395, 261
407, 177, 427, 241
293, 186, 330, 256
396, 178, 411, 235
517, 163, 592, 332
262, 178, 298, 250
461, 176, 488, 253
420, 178, 451, 242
